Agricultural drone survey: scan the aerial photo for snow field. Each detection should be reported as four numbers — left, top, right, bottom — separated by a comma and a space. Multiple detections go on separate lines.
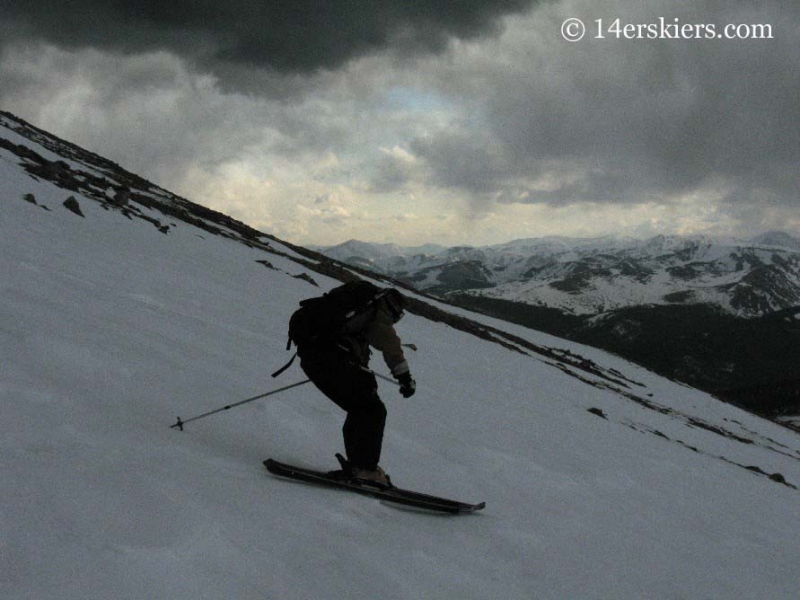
3, 157, 800, 599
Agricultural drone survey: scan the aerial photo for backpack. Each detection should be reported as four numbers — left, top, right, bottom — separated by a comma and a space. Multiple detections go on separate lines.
287, 280, 381, 351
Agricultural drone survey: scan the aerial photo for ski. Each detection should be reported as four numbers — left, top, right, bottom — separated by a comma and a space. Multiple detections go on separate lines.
264, 459, 485, 515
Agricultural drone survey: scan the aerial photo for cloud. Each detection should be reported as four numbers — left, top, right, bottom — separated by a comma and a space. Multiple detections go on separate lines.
409, 0, 800, 213
367, 145, 422, 193
1, 0, 539, 86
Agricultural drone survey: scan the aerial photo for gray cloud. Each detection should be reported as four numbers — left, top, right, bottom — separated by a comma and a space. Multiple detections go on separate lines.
405, 1, 800, 211
1, 1, 539, 83
0, 45, 259, 181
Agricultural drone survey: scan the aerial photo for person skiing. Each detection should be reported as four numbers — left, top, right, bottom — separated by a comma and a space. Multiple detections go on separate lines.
290, 281, 415, 486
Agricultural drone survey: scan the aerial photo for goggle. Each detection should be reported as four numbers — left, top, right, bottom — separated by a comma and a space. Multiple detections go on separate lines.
379, 289, 405, 323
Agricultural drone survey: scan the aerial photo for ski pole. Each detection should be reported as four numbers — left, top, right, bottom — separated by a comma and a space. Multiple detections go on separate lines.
170, 379, 311, 431
359, 365, 400, 386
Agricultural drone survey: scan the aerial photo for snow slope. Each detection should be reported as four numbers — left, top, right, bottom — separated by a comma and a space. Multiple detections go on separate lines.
4, 140, 800, 599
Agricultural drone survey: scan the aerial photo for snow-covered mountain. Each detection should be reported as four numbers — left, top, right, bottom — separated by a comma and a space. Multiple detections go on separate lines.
320, 233, 800, 318
5, 111, 800, 599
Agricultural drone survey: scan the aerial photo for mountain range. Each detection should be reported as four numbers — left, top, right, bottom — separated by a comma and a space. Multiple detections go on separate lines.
317, 234, 800, 319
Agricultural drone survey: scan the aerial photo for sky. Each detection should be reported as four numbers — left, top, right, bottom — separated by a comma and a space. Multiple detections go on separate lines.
1, 0, 798, 246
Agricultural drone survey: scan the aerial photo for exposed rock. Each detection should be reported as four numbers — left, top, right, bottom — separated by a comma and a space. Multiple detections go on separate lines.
256, 259, 277, 270
112, 186, 130, 207
587, 407, 608, 419
63, 196, 85, 217
292, 273, 319, 286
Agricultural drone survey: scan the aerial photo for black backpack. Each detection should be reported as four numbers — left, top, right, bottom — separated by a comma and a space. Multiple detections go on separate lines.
287, 280, 381, 351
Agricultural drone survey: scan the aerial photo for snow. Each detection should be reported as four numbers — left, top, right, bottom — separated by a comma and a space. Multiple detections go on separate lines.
319, 235, 800, 318
4, 143, 800, 599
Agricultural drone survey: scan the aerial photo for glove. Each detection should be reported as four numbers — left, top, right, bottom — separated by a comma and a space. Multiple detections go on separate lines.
396, 372, 416, 398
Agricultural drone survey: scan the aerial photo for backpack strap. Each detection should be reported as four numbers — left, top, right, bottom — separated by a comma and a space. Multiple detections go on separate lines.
271, 351, 298, 378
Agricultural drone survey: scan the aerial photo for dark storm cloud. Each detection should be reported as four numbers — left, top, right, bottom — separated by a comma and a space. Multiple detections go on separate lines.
1, 0, 538, 78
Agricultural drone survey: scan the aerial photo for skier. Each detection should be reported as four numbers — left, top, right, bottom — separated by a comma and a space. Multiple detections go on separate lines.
292, 281, 415, 486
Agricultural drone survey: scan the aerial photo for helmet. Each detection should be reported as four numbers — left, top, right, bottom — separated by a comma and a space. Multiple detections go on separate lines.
380, 288, 405, 323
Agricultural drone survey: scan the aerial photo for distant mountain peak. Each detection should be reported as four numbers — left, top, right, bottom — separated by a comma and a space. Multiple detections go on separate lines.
750, 231, 800, 251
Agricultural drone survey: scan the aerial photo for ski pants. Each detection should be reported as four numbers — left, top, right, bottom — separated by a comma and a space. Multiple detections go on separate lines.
299, 347, 387, 470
